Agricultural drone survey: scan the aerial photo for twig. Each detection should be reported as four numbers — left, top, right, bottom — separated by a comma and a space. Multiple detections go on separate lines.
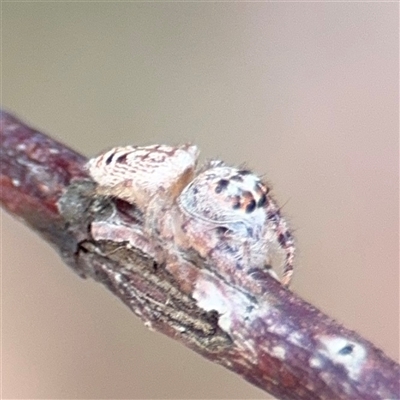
1, 110, 399, 400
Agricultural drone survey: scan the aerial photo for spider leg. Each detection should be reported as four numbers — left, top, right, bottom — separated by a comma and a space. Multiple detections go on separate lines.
266, 199, 295, 287
276, 220, 295, 287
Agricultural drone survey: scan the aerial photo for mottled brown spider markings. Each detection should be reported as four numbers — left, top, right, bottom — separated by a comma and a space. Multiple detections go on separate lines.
178, 166, 295, 286
87, 144, 295, 287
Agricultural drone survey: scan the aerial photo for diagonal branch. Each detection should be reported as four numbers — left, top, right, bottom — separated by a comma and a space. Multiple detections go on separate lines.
1, 110, 399, 400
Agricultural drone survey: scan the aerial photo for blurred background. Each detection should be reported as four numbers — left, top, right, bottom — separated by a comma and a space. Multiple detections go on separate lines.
2, 3, 398, 399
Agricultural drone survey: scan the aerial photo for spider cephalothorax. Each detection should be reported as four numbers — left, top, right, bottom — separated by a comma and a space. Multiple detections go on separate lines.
86, 144, 199, 209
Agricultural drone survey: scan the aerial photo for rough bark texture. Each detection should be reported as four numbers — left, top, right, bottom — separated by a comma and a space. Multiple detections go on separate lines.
1, 110, 399, 400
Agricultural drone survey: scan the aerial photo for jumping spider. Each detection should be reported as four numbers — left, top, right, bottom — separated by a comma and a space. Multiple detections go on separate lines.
87, 144, 295, 288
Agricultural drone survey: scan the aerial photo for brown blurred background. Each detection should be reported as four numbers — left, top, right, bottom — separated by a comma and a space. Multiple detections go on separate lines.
2, 3, 399, 399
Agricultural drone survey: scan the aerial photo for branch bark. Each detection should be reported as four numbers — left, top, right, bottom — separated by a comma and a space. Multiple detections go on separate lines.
1, 110, 399, 400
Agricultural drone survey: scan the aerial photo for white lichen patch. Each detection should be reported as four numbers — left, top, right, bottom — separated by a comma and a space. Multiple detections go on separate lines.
271, 345, 286, 360
287, 331, 307, 348
309, 356, 323, 368
193, 279, 229, 315
192, 276, 255, 335
317, 336, 367, 380
144, 320, 154, 331
267, 323, 289, 336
